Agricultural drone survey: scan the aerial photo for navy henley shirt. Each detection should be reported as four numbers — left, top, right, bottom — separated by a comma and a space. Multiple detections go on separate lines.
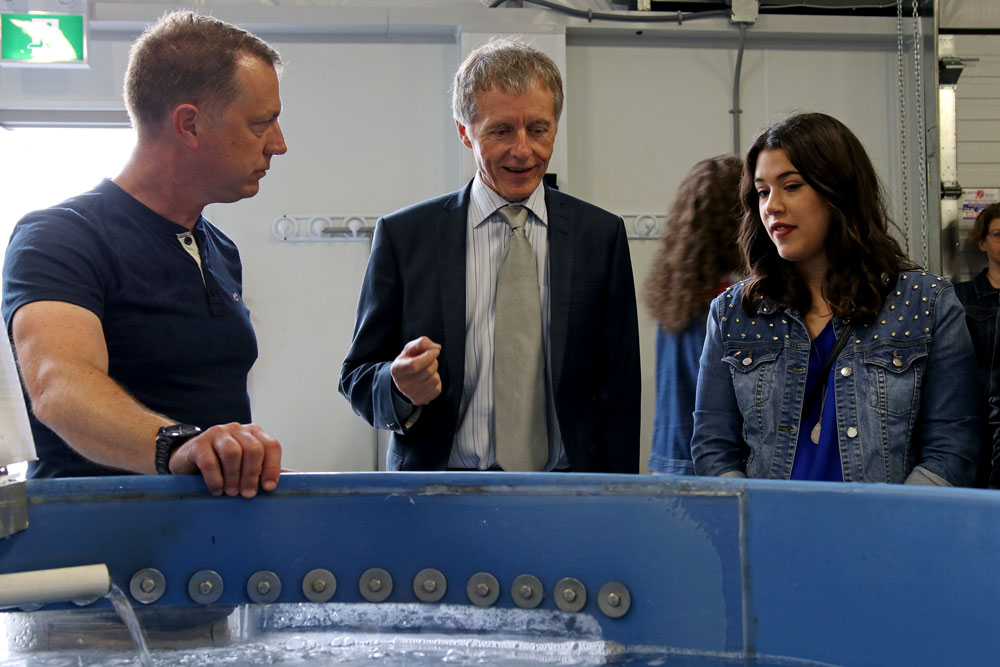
2, 179, 258, 478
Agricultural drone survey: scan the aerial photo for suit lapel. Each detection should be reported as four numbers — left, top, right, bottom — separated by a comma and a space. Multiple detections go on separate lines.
546, 187, 572, 394
437, 183, 471, 418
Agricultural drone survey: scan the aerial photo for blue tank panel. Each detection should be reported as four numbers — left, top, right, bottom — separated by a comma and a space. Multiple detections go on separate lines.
3, 473, 1000, 664
742, 480, 1000, 665
0, 473, 743, 653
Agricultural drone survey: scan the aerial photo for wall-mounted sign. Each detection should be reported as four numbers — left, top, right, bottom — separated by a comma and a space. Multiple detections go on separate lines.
1, 10, 86, 67
962, 188, 1000, 221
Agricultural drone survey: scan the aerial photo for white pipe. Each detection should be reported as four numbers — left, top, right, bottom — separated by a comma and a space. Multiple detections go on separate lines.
0, 564, 110, 608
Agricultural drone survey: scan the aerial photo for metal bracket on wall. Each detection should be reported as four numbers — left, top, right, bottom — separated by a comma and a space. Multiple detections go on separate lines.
622, 214, 667, 240
272, 215, 377, 243
273, 213, 665, 242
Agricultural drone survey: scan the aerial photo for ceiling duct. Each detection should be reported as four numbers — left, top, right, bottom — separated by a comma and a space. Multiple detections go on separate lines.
617, 0, 932, 17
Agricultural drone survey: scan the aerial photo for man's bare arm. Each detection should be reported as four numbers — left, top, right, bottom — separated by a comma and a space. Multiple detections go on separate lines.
12, 300, 280, 497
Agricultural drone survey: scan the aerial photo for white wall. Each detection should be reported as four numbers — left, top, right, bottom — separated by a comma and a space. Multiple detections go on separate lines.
954, 35, 1000, 189
940, 34, 1000, 279
941, 0, 1000, 29
0, 4, 910, 473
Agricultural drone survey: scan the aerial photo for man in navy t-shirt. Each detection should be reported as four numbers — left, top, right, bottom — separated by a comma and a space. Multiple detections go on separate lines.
1, 11, 287, 498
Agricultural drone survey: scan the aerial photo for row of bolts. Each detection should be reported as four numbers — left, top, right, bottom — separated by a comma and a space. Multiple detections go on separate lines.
130, 567, 631, 618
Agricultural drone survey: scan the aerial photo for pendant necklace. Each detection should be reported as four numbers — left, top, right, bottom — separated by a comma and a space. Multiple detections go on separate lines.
803, 322, 854, 446
810, 341, 826, 445
810, 384, 827, 445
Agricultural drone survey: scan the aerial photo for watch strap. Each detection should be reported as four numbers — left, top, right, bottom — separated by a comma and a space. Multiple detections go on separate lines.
155, 424, 202, 475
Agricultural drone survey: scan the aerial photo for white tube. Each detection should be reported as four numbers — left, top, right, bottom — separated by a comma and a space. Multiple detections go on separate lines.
0, 564, 110, 608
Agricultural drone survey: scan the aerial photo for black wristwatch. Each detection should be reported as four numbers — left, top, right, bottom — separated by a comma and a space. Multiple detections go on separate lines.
155, 424, 202, 474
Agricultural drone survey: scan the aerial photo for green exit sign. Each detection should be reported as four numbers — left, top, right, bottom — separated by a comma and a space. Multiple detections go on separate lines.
1, 12, 86, 65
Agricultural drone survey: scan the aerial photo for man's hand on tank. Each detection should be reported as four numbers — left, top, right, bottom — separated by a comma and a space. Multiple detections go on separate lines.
169, 423, 282, 498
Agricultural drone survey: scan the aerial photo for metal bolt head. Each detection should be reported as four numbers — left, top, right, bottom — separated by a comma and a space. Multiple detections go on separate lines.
466, 572, 499, 607
131, 568, 167, 605
256, 580, 271, 595
511, 574, 543, 609
413, 568, 445, 603
303, 569, 336, 603
360, 568, 392, 602
188, 569, 224, 605
597, 581, 630, 618
554, 577, 586, 613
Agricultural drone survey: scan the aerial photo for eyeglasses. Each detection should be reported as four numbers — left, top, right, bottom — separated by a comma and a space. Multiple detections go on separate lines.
988, 230, 1000, 240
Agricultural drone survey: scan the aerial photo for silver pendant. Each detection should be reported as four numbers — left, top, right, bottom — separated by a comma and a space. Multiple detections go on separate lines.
810, 421, 822, 445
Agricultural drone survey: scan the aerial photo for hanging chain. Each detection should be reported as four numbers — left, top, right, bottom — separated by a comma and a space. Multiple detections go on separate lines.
912, 0, 930, 268
896, 0, 910, 255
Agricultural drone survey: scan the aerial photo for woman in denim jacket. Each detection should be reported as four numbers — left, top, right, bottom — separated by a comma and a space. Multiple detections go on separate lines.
691, 113, 979, 485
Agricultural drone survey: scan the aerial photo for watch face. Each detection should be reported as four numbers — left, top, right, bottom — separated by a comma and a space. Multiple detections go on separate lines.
161, 424, 201, 439
156, 424, 200, 474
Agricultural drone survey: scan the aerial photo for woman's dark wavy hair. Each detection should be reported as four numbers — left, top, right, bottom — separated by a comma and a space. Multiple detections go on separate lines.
738, 112, 915, 324
645, 154, 743, 333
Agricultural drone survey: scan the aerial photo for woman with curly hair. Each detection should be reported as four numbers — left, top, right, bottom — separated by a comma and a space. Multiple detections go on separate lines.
644, 155, 743, 474
692, 112, 979, 485
954, 202, 1000, 487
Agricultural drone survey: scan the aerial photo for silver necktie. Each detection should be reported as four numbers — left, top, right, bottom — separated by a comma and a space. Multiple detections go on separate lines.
493, 205, 548, 472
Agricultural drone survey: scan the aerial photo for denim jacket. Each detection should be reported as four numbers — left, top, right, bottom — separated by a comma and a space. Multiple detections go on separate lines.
692, 270, 980, 486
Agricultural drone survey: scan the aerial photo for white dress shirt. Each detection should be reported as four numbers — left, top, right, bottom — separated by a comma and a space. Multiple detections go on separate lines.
448, 175, 568, 470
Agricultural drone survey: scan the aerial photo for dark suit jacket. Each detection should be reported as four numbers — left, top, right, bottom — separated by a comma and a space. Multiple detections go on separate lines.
339, 182, 640, 472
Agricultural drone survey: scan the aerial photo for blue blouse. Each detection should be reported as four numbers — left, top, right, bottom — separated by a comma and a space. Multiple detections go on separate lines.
791, 321, 843, 481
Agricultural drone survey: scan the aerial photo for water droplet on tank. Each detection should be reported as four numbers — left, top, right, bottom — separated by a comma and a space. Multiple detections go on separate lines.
281, 635, 310, 651
442, 648, 469, 663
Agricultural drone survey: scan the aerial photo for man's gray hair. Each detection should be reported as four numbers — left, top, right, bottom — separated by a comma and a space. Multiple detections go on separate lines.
125, 10, 281, 136
451, 36, 564, 126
